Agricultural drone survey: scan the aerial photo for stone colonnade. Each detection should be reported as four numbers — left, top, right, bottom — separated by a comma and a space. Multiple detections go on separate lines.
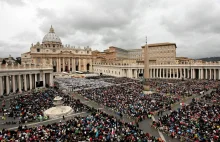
0, 71, 53, 96
93, 64, 220, 80
149, 68, 220, 80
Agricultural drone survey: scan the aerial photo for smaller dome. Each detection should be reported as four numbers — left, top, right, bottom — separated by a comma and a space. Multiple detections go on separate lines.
42, 25, 62, 43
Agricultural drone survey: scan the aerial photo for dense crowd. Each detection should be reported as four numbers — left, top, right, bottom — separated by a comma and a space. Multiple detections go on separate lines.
148, 79, 220, 96
0, 88, 89, 124
55, 78, 113, 91
0, 111, 165, 142
152, 89, 220, 141
77, 78, 180, 119
103, 77, 140, 84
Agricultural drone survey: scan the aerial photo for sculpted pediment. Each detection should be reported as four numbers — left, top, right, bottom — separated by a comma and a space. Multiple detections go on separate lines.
59, 51, 75, 55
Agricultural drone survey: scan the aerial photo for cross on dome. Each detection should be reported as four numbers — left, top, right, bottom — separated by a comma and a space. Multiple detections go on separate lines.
49, 25, 55, 33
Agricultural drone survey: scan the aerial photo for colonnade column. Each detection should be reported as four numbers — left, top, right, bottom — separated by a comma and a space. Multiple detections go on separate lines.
205, 69, 207, 79
35, 74, 37, 88
163, 68, 165, 78
24, 74, 27, 91
6, 76, 10, 94
0, 76, 3, 96
177, 68, 179, 78
29, 74, 32, 90
0, 76, 3, 95
12, 75, 16, 93
214, 69, 216, 80
201, 69, 204, 79
184, 68, 186, 78
18, 75, 22, 93
210, 69, 212, 79
219, 69, 220, 80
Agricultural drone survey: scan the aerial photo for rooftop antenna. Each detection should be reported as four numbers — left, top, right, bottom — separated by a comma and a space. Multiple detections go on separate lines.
146, 36, 148, 44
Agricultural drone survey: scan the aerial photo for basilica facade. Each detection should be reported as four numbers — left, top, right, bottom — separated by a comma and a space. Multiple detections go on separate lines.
21, 26, 93, 72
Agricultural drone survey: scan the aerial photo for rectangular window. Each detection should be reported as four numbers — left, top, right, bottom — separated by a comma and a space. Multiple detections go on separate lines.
37, 49, 40, 52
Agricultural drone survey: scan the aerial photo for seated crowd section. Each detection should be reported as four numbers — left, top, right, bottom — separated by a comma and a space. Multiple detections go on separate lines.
152, 89, 220, 141
0, 76, 219, 141
0, 111, 164, 141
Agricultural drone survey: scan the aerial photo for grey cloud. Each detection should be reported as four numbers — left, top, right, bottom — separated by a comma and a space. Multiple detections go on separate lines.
36, 0, 144, 47
161, 0, 220, 36
37, 0, 149, 49
1, 0, 25, 6
11, 31, 41, 43
0, 40, 29, 58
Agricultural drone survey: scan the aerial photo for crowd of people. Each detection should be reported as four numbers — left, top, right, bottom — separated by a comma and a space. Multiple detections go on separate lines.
148, 79, 220, 97
152, 89, 220, 141
55, 78, 113, 91
77, 78, 181, 120
0, 88, 89, 124
0, 111, 165, 141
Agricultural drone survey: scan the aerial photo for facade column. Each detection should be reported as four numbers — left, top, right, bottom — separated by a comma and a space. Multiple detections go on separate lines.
62, 58, 65, 72
56, 58, 59, 72
43, 73, 45, 87
79, 59, 81, 71
89, 59, 93, 72
190, 69, 193, 79
58, 58, 61, 72
50, 73, 53, 86
134, 69, 138, 78
0, 76, 3, 96
214, 69, 216, 80
29, 74, 32, 90
68, 58, 71, 72
209, 69, 212, 79
18, 75, 22, 93
72, 58, 75, 72
12, 75, 16, 93
24, 74, 27, 91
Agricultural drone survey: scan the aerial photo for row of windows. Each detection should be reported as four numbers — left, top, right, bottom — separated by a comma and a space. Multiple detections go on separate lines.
94, 69, 121, 75
36, 49, 90, 54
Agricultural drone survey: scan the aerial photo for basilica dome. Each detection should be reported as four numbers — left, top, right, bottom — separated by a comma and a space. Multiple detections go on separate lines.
42, 26, 62, 44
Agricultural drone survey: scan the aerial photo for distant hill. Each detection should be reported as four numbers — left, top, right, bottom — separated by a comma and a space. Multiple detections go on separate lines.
197, 57, 220, 62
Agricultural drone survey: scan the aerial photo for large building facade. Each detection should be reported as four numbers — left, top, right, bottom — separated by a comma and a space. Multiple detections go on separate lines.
93, 43, 220, 80
21, 26, 93, 72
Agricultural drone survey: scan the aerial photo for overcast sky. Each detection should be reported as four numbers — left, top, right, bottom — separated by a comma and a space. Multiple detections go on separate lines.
0, 0, 220, 59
